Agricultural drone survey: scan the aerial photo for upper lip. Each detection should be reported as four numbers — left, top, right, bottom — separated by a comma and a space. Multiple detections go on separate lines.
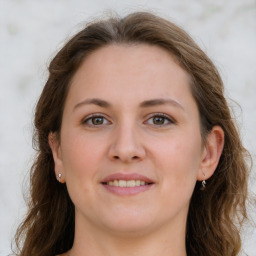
101, 172, 154, 184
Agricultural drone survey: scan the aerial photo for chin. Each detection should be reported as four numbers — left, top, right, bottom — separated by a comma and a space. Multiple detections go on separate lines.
99, 210, 156, 235
104, 221, 154, 238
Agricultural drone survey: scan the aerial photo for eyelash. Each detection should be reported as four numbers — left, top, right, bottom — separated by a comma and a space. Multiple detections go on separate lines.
82, 113, 110, 127
145, 113, 175, 127
81, 113, 175, 127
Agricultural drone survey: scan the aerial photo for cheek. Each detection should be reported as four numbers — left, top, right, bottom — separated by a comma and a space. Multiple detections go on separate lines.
60, 132, 107, 210
61, 131, 105, 188
153, 132, 202, 190
155, 139, 201, 214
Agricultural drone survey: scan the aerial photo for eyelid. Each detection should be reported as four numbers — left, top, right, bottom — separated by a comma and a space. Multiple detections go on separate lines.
144, 113, 176, 126
81, 112, 176, 127
82, 113, 111, 127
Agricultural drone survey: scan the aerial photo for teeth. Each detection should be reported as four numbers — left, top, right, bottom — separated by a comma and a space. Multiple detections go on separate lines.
106, 180, 149, 187
135, 180, 140, 186
119, 180, 126, 187
127, 180, 135, 187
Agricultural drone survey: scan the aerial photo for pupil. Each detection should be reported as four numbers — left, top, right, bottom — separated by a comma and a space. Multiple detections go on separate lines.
93, 117, 103, 125
154, 116, 164, 124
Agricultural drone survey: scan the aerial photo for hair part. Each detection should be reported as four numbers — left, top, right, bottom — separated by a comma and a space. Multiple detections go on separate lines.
14, 12, 251, 256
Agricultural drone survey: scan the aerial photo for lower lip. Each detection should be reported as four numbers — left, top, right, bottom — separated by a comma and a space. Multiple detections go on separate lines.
102, 184, 154, 196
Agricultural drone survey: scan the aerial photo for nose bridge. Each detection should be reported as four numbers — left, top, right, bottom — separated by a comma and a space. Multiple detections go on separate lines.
108, 117, 145, 162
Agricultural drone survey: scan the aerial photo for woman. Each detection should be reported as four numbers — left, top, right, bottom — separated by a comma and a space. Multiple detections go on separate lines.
14, 12, 250, 256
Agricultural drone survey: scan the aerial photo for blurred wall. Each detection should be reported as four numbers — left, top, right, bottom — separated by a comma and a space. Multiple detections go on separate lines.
0, 0, 255, 255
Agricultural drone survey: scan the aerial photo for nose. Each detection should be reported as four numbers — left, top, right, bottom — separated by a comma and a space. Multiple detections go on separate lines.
108, 122, 146, 163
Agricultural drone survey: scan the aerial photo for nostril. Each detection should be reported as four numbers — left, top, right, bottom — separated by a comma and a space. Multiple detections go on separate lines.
111, 155, 141, 161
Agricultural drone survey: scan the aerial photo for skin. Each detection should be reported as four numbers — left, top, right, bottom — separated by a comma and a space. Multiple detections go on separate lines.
49, 44, 224, 256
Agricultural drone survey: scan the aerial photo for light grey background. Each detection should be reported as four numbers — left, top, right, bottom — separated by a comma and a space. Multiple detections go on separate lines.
0, 0, 255, 255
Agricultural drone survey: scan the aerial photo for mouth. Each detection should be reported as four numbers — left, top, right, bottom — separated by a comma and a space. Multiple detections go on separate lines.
102, 179, 153, 187
101, 173, 155, 196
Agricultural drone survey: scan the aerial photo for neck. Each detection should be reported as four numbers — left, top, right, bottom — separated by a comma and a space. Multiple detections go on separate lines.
67, 212, 188, 256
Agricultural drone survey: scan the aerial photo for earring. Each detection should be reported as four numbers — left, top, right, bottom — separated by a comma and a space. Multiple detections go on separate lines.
201, 171, 206, 190
57, 173, 62, 182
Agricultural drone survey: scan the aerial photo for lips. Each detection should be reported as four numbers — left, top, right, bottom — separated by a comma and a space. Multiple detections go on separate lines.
101, 173, 154, 184
101, 172, 155, 196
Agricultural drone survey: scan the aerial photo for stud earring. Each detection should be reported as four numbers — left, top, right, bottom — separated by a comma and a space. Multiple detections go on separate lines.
57, 173, 62, 182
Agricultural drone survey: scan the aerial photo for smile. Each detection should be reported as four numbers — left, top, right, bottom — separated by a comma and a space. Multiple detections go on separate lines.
101, 173, 155, 195
103, 180, 151, 187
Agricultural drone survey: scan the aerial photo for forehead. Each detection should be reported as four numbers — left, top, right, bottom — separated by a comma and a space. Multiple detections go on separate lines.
74, 43, 187, 79
67, 43, 195, 111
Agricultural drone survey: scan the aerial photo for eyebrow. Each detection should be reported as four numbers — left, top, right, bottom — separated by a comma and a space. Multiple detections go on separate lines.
73, 98, 184, 111
139, 98, 184, 110
74, 98, 111, 110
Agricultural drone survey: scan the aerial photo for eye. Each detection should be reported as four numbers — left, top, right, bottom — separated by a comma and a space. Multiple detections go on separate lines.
146, 113, 175, 126
82, 114, 110, 127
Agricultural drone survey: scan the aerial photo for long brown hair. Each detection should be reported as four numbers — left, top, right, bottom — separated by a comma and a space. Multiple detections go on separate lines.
14, 12, 251, 256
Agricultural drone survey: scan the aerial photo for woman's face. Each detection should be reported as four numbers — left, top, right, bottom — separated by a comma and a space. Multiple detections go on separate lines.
51, 44, 211, 235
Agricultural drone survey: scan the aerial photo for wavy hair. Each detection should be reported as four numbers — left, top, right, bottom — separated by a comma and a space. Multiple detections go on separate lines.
14, 12, 251, 256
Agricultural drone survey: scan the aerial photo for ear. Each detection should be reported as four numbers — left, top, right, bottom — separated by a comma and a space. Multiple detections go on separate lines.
197, 126, 224, 181
48, 132, 65, 183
